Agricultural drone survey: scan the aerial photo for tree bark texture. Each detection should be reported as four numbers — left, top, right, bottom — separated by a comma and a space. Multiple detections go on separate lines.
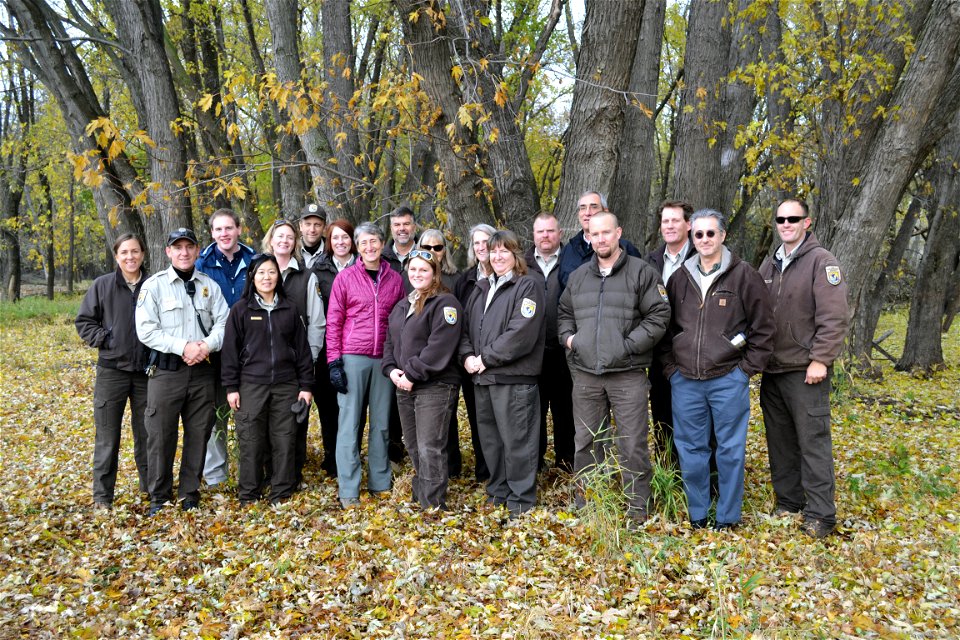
554, 0, 645, 236
392, 0, 493, 243
102, 0, 191, 265
825, 0, 960, 358
672, 0, 729, 213
263, 0, 342, 217
846, 196, 921, 359
445, 0, 542, 232
609, 0, 664, 249
898, 115, 960, 372
321, 0, 370, 221
3, 0, 149, 265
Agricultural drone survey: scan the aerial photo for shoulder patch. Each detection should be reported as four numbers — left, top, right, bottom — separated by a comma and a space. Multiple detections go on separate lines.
825, 265, 842, 286
443, 306, 458, 325
137, 290, 147, 307
657, 283, 669, 303
521, 297, 537, 318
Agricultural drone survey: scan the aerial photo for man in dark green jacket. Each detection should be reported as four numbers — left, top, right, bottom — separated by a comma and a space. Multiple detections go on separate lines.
558, 212, 671, 525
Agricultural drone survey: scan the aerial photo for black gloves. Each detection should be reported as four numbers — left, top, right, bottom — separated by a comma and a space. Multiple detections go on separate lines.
290, 399, 310, 423
329, 358, 348, 394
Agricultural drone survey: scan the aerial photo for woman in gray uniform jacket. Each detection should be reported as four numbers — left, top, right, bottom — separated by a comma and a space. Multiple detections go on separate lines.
458, 230, 546, 518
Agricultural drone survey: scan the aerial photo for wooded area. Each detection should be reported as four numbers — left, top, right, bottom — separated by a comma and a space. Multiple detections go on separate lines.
1, 0, 958, 372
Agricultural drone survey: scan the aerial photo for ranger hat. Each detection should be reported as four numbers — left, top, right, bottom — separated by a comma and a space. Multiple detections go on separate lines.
166, 228, 198, 246
300, 203, 325, 221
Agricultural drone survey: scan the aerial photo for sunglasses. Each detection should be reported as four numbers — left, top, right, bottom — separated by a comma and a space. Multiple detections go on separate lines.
408, 250, 436, 262
775, 215, 807, 224
420, 244, 445, 252
694, 230, 719, 239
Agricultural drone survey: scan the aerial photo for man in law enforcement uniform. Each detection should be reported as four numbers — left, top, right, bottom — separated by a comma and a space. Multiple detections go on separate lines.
137, 228, 229, 514
759, 199, 849, 539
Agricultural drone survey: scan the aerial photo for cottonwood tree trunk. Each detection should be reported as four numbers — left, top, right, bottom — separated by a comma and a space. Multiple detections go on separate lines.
824, 0, 960, 363
898, 115, 960, 372
237, 0, 309, 221
847, 197, 922, 361
0, 69, 27, 302
102, 0, 191, 264
672, 0, 728, 213
263, 0, 342, 217
554, 0, 645, 235
392, 0, 493, 241
609, 0, 665, 249
3, 0, 147, 265
321, 0, 371, 221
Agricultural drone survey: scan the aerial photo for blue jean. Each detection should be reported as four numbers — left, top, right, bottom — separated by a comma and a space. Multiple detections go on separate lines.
671, 368, 750, 524
336, 355, 393, 500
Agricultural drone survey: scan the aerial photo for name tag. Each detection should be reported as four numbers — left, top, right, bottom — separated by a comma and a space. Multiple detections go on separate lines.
251, 315, 263, 321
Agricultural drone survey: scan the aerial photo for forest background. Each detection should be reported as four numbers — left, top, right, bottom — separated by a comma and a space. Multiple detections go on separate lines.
0, 0, 958, 371
1, 1, 959, 637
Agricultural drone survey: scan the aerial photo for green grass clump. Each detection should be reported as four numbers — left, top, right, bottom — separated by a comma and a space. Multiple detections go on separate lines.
0, 294, 82, 324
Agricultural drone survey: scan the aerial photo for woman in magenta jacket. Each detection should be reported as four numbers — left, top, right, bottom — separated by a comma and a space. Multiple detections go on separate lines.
325, 222, 405, 508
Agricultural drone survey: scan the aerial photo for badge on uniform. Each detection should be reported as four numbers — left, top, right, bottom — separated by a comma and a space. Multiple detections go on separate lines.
201, 286, 209, 297
443, 307, 458, 325
137, 290, 147, 307
521, 298, 537, 318
657, 283, 669, 303
825, 266, 842, 286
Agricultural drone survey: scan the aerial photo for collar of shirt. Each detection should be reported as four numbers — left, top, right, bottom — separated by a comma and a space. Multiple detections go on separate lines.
255, 292, 277, 311
775, 238, 805, 270
534, 248, 560, 277
662, 241, 689, 282
333, 255, 354, 271
484, 270, 514, 311
406, 290, 420, 317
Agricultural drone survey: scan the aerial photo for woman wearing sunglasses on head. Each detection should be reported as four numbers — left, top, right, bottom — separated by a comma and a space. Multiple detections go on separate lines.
221, 254, 314, 505
382, 250, 463, 510
262, 220, 326, 488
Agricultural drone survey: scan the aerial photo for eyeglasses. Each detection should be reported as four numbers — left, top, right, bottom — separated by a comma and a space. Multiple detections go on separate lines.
775, 215, 807, 224
408, 250, 436, 262
420, 244, 445, 252
694, 230, 719, 239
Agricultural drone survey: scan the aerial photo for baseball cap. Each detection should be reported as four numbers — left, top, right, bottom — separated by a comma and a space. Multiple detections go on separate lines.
300, 203, 325, 221
166, 228, 198, 246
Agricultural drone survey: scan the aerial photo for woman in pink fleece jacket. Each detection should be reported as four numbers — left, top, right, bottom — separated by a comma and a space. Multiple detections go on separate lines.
325, 222, 405, 508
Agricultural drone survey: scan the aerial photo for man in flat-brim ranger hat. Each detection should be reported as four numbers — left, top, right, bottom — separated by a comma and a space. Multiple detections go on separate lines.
136, 228, 229, 516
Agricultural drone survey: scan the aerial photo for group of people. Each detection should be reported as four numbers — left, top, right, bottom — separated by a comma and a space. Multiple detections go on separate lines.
76, 194, 848, 538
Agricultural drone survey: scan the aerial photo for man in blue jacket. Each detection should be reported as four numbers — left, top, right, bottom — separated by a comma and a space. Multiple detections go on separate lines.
195, 208, 256, 486
557, 191, 642, 293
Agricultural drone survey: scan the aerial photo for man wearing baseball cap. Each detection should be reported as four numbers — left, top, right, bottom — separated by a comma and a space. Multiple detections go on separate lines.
299, 204, 327, 270
136, 228, 229, 515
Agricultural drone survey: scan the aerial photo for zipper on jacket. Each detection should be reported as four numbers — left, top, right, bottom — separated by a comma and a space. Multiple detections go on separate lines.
267, 308, 277, 384
595, 275, 606, 375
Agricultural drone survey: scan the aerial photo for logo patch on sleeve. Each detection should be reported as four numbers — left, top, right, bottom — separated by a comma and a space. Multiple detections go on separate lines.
657, 283, 669, 303
520, 298, 537, 318
137, 290, 147, 307
443, 307, 458, 325
825, 266, 842, 285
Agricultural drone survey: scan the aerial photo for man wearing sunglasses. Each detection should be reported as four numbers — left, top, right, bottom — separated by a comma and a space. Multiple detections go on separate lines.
661, 209, 774, 531
759, 199, 849, 539
137, 228, 229, 515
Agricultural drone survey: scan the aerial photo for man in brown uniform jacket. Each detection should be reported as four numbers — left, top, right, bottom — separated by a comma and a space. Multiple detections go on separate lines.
759, 199, 849, 539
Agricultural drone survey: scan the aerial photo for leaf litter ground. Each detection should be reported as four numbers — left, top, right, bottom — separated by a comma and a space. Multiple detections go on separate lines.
0, 312, 957, 639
